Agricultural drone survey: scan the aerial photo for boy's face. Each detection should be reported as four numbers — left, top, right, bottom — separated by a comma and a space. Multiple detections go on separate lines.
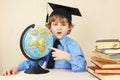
50, 18, 70, 39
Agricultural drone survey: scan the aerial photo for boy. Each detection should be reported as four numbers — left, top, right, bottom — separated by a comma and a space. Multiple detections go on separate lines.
2, 2, 86, 76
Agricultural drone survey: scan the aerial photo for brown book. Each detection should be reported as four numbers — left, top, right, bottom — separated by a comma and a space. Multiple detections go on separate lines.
96, 39, 120, 42
91, 56, 119, 64
92, 50, 120, 61
87, 66, 120, 80
96, 39, 120, 49
91, 57, 120, 68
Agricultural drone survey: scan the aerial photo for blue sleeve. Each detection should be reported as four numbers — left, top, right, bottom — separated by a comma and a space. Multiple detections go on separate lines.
67, 42, 86, 72
18, 60, 35, 71
18, 59, 46, 71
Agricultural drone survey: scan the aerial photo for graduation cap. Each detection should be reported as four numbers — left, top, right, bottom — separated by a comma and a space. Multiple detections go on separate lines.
46, 2, 82, 22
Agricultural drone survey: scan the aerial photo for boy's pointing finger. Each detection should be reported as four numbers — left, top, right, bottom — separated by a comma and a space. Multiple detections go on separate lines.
48, 47, 57, 51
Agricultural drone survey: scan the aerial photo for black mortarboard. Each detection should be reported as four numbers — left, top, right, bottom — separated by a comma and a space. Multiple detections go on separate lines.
46, 2, 82, 22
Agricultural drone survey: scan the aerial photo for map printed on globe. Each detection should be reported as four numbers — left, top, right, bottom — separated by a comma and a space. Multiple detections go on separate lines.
21, 26, 53, 60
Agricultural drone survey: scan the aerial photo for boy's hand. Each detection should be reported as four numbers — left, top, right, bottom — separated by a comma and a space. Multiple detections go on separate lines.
49, 47, 71, 60
2, 67, 18, 76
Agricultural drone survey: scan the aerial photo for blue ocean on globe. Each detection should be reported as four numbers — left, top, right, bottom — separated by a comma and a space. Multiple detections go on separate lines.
22, 27, 53, 60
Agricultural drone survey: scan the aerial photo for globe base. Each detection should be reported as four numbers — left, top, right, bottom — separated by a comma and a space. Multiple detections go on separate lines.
24, 62, 49, 74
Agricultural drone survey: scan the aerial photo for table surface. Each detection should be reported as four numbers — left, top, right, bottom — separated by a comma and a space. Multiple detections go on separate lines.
0, 69, 98, 80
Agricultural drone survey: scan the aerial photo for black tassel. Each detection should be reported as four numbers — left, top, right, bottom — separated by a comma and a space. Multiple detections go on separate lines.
46, 13, 49, 23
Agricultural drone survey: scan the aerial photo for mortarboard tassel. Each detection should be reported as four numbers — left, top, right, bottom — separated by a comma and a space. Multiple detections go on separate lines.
46, 13, 49, 23
46, 2, 49, 23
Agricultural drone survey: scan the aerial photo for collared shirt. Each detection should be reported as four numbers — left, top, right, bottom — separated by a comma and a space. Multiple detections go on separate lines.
19, 35, 86, 72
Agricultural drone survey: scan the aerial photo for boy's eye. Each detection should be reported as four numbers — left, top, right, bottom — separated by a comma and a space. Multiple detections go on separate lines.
53, 23, 58, 26
61, 23, 66, 26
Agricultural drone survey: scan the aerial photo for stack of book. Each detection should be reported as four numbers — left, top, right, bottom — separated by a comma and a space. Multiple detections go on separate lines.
87, 39, 120, 80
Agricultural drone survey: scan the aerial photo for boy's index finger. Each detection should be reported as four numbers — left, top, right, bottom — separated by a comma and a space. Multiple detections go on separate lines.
48, 47, 57, 51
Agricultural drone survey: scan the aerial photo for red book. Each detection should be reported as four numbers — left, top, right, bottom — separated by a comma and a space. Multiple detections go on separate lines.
94, 66, 120, 74
87, 66, 120, 80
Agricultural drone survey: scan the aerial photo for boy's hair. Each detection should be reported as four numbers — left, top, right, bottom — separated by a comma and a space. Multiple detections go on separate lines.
46, 15, 74, 35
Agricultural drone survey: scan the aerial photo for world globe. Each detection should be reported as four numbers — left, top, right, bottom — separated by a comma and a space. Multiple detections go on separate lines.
20, 24, 53, 74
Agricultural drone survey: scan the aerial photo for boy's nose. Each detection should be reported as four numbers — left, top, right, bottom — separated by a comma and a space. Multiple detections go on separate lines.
57, 25, 62, 29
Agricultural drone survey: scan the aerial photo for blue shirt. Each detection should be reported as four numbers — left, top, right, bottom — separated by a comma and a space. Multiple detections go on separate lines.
19, 35, 86, 72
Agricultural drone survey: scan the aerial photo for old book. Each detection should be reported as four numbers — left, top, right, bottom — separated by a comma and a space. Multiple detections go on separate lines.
92, 50, 120, 60
94, 66, 120, 74
87, 66, 100, 80
96, 39, 120, 49
91, 57, 120, 68
91, 56, 120, 64
101, 48, 120, 54
87, 66, 120, 80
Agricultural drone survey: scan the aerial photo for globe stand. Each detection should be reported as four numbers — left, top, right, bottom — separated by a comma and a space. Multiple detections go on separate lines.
24, 61, 49, 74
20, 24, 51, 74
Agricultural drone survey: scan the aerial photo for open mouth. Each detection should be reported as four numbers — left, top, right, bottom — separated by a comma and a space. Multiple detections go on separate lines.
57, 32, 62, 34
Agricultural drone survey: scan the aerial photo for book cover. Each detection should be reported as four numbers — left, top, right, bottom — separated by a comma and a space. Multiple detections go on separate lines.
91, 56, 120, 64
94, 66, 120, 74
96, 39, 120, 49
87, 66, 120, 80
91, 57, 120, 68
92, 50, 120, 60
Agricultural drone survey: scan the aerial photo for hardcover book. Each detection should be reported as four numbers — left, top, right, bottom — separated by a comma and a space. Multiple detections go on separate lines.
96, 39, 120, 49
92, 50, 120, 60
91, 56, 120, 64
94, 66, 120, 74
100, 48, 120, 54
91, 57, 120, 68
87, 66, 120, 80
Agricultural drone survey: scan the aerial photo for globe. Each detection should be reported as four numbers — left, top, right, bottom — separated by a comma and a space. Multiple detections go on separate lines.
20, 24, 53, 74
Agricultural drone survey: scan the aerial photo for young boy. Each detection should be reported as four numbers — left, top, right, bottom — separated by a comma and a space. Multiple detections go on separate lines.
2, 3, 86, 76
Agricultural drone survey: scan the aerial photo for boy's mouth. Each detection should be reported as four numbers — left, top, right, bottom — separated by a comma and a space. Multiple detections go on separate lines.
57, 32, 62, 34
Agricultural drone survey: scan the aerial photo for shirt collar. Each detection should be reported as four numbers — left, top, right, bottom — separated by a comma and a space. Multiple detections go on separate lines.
52, 35, 67, 46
